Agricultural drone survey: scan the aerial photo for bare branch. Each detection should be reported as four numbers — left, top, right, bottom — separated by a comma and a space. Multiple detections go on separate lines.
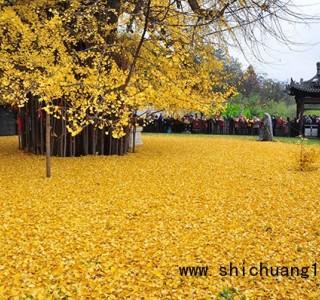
122, 0, 151, 91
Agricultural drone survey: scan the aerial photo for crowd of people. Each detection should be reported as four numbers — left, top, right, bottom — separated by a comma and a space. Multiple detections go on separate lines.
141, 113, 320, 138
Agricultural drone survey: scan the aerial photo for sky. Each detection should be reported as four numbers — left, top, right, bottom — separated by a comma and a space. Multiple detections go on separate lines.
230, 1, 320, 83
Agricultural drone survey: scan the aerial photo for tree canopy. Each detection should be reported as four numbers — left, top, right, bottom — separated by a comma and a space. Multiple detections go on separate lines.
0, 0, 315, 137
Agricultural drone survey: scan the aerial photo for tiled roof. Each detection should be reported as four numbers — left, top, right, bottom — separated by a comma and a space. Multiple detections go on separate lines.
288, 83, 320, 94
287, 74, 320, 95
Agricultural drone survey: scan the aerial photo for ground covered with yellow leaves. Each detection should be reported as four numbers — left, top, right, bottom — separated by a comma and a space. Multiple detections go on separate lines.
0, 134, 320, 299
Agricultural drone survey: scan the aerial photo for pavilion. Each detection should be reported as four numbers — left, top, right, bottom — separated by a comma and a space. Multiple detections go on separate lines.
286, 62, 320, 137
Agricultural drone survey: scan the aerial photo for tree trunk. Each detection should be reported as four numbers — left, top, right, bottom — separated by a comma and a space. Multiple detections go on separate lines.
40, 108, 44, 155
100, 128, 105, 155
132, 125, 136, 153
46, 113, 51, 178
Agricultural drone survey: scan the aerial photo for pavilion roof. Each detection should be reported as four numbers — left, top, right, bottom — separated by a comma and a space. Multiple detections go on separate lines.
286, 62, 320, 96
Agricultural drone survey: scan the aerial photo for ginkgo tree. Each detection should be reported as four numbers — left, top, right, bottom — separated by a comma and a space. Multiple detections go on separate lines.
0, 0, 316, 176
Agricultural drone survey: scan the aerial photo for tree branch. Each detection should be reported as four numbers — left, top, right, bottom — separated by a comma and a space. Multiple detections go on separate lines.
122, 0, 151, 91
187, 0, 237, 20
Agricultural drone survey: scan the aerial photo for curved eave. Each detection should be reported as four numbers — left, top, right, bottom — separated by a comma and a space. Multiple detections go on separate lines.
287, 84, 320, 96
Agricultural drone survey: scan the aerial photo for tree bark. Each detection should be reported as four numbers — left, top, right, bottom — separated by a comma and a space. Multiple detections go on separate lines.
132, 125, 136, 153
45, 112, 51, 178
